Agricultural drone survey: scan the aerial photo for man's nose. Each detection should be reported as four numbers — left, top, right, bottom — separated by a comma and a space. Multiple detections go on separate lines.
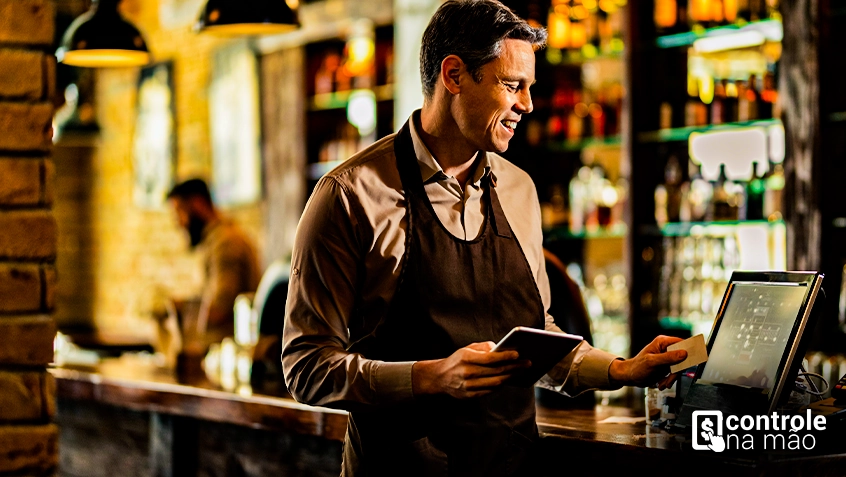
516, 89, 533, 114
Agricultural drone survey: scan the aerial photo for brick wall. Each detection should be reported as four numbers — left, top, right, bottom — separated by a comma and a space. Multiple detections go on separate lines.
0, 0, 59, 475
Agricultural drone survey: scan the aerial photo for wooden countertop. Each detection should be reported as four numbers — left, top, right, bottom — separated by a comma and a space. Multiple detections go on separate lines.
51, 358, 350, 441
51, 358, 846, 476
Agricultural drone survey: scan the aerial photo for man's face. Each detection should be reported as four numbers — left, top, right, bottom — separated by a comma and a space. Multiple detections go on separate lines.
453, 38, 535, 154
170, 197, 206, 247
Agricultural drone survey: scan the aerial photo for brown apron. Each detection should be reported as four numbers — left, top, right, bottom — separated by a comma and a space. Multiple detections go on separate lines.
344, 122, 546, 476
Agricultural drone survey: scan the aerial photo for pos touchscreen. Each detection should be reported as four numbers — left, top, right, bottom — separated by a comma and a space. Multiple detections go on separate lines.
675, 271, 824, 427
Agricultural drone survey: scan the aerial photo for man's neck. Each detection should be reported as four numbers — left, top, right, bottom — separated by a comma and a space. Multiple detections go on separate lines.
418, 102, 480, 188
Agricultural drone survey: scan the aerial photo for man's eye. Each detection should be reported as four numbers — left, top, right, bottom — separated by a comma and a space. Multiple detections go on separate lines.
503, 83, 518, 92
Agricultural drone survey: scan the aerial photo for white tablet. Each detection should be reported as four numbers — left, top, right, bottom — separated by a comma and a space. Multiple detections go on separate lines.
492, 326, 584, 387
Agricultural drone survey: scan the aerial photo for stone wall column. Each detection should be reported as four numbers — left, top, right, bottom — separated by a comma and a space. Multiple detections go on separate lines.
0, 0, 59, 475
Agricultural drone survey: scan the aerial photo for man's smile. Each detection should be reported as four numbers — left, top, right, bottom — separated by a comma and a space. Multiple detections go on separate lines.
501, 119, 519, 134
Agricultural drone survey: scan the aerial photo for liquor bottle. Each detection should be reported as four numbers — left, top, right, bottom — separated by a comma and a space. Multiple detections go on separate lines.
687, 160, 712, 221
723, 0, 738, 22
710, 79, 726, 124
568, 99, 587, 140
728, 178, 747, 220
601, 84, 622, 136
763, 163, 785, 221
737, 0, 751, 21
746, 161, 765, 220
737, 80, 750, 122
765, 0, 779, 19
689, 0, 711, 27
589, 101, 605, 138
597, 9, 613, 54
660, 102, 673, 130
677, 0, 689, 29
655, 0, 679, 31
710, 0, 725, 25
745, 74, 760, 121
665, 156, 684, 223
709, 164, 738, 221
569, 167, 591, 233
584, 9, 599, 49
314, 53, 340, 95
759, 71, 777, 119
749, 0, 764, 20
569, 18, 588, 49
724, 80, 738, 123
685, 78, 700, 127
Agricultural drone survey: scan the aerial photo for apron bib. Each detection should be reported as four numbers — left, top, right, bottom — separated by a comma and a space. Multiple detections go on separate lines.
344, 122, 546, 476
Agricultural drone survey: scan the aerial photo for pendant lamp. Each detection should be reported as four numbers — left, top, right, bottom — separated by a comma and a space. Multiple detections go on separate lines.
196, 0, 300, 36
57, 0, 150, 68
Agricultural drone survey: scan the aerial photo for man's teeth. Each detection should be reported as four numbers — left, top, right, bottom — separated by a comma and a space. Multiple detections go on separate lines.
502, 120, 517, 130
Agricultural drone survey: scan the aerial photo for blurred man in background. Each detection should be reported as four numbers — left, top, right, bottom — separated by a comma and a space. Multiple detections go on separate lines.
168, 179, 261, 350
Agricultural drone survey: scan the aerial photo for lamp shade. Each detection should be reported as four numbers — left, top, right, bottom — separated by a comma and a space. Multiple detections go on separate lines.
196, 0, 299, 36
57, 0, 150, 68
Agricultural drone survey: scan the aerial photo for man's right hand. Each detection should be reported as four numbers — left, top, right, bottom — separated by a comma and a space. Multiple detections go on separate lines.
411, 342, 530, 399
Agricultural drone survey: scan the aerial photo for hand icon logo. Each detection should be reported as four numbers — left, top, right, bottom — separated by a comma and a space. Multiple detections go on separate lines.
700, 429, 726, 453
693, 413, 726, 452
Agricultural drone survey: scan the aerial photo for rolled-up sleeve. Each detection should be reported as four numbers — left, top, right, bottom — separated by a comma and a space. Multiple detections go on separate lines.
282, 176, 415, 411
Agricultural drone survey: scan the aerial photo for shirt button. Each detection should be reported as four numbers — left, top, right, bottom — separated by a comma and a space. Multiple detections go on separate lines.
292, 267, 300, 275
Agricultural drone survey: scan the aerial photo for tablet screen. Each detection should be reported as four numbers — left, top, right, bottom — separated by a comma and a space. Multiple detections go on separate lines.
699, 282, 809, 390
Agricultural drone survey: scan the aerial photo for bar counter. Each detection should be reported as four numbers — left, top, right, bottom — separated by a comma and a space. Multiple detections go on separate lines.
52, 359, 846, 477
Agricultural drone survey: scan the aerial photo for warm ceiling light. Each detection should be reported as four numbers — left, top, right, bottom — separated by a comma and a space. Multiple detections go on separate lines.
57, 0, 151, 68
195, 0, 299, 36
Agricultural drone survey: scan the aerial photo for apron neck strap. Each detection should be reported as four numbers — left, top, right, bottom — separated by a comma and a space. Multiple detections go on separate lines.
484, 172, 512, 239
393, 120, 512, 239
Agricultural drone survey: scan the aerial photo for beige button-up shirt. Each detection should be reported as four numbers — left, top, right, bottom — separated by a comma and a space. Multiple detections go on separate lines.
282, 111, 619, 409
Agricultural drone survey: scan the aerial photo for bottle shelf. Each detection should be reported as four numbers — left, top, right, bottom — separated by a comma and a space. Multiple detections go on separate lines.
654, 219, 785, 238
544, 223, 627, 241
547, 136, 622, 152
637, 118, 781, 143
308, 84, 394, 111
655, 18, 782, 49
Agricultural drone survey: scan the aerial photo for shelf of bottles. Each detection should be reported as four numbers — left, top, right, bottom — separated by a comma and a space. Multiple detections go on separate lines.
656, 219, 786, 339
652, 0, 782, 134
633, 0, 787, 341
652, 153, 788, 337
638, 118, 780, 143
306, 23, 394, 182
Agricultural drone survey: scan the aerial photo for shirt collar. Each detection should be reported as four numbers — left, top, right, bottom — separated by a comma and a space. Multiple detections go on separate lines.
408, 110, 492, 188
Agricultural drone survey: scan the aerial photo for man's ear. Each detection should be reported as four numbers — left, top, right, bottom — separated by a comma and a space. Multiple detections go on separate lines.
440, 55, 464, 95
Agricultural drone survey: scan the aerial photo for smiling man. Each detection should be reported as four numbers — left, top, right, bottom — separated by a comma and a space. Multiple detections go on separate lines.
282, 1, 686, 476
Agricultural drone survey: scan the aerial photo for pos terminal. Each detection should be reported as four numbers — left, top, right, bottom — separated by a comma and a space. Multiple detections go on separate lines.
674, 271, 824, 429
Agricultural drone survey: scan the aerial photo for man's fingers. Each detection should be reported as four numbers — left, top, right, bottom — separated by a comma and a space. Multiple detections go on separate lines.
647, 335, 682, 353
463, 360, 530, 378
650, 349, 687, 366
466, 348, 520, 364
467, 341, 497, 352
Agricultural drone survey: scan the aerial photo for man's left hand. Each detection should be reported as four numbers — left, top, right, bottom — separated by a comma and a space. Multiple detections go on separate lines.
608, 335, 688, 390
